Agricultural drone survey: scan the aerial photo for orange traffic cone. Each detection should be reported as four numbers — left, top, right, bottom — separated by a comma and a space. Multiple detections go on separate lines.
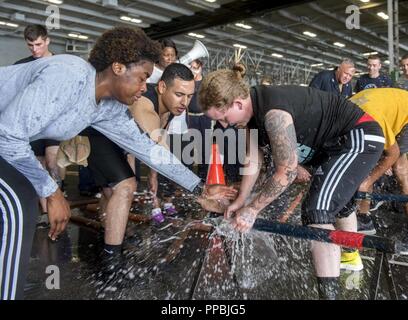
206, 143, 226, 185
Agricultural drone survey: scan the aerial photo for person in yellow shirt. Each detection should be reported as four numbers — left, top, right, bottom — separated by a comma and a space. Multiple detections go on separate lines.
350, 88, 408, 235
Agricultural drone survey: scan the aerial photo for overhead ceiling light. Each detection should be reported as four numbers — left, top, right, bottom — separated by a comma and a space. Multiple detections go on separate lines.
377, 12, 389, 20
311, 63, 323, 67
186, 0, 219, 10
272, 53, 283, 58
188, 32, 205, 39
303, 31, 317, 38
120, 16, 142, 24
46, 0, 63, 4
205, 0, 217, 2
334, 42, 345, 47
233, 43, 247, 49
235, 23, 252, 30
299, 83, 308, 87
363, 51, 378, 56
384, 60, 390, 64
68, 33, 88, 40
360, 0, 370, 3
0, 21, 18, 28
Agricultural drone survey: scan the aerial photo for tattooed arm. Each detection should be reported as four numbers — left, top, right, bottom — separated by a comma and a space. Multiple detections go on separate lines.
230, 109, 298, 232
248, 109, 298, 211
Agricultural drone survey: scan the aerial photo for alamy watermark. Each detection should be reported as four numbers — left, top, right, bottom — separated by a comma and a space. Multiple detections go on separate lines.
45, 5, 60, 30
346, 5, 361, 30
148, 128, 260, 176
45, 265, 60, 290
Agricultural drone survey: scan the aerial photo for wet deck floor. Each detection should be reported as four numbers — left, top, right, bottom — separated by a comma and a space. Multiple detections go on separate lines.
24, 176, 408, 300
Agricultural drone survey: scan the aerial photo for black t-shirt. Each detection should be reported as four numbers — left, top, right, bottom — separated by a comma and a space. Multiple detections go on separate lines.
13, 55, 37, 65
14, 53, 55, 65
354, 74, 392, 93
248, 85, 364, 163
143, 84, 160, 114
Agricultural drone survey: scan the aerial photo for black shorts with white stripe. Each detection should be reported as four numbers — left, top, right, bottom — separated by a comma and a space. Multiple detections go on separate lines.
0, 156, 38, 300
301, 121, 385, 225
396, 124, 408, 154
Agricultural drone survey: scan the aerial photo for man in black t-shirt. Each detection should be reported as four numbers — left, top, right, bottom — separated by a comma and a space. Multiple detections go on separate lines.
354, 55, 392, 93
14, 24, 53, 64
130, 63, 196, 221
199, 68, 385, 300
13, 25, 63, 216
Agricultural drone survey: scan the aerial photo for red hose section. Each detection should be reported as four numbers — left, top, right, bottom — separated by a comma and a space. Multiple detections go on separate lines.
329, 230, 365, 249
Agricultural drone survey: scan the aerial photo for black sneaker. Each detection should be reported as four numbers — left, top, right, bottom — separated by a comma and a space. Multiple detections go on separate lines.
357, 214, 376, 235
124, 233, 143, 247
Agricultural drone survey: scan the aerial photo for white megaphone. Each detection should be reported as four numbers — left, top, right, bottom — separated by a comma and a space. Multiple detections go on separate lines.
147, 40, 209, 84
178, 40, 209, 65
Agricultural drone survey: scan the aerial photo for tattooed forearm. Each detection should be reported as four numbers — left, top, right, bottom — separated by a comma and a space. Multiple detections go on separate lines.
264, 110, 298, 168
247, 109, 298, 212
248, 175, 287, 211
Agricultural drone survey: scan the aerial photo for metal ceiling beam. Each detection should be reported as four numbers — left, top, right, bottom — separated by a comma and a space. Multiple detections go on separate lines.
133, 0, 195, 17
204, 28, 328, 71
204, 28, 365, 69
0, 2, 113, 30
16, 16, 94, 43
309, 2, 408, 52
257, 32, 366, 69
0, 3, 101, 37
276, 10, 388, 56
81, 0, 171, 22
145, 0, 311, 39
172, 35, 318, 79
28, 0, 150, 28
252, 18, 368, 68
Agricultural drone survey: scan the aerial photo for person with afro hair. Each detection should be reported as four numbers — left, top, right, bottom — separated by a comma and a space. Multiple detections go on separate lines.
0, 27, 236, 299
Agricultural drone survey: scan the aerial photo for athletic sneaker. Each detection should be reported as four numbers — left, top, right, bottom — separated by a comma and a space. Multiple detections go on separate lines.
340, 250, 364, 271
151, 207, 165, 223
357, 214, 376, 235
163, 202, 177, 216
97, 249, 124, 286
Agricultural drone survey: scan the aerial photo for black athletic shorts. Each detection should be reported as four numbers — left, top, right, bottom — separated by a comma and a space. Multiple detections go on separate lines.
84, 128, 135, 188
30, 139, 60, 157
301, 120, 385, 225
396, 124, 408, 154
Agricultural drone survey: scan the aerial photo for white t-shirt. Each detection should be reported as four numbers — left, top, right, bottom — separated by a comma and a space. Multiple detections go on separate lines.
147, 65, 163, 84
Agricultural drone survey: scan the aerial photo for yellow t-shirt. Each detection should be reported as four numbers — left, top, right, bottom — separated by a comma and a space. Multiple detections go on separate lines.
349, 88, 408, 150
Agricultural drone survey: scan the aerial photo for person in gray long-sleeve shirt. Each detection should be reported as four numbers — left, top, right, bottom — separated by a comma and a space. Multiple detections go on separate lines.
0, 27, 236, 300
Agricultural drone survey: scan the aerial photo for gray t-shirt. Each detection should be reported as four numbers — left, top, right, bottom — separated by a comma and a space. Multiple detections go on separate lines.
0, 54, 200, 197
395, 76, 408, 90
